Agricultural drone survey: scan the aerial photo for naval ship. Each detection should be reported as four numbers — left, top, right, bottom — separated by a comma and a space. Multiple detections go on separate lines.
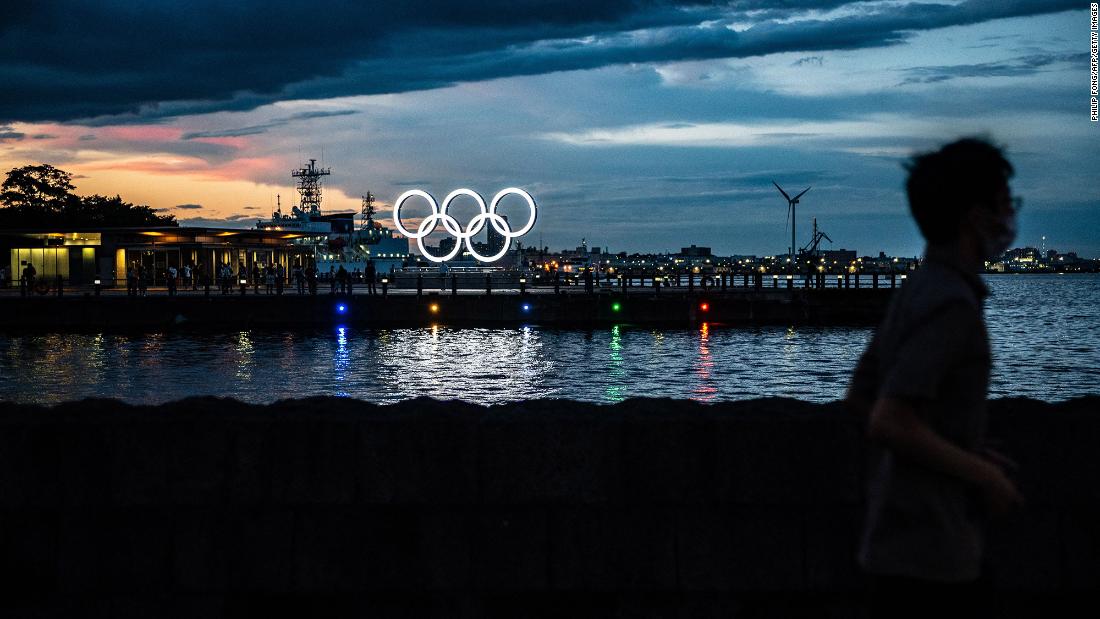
255, 159, 408, 274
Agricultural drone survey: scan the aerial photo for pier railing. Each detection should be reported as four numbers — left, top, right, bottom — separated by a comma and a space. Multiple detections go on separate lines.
0, 271, 909, 298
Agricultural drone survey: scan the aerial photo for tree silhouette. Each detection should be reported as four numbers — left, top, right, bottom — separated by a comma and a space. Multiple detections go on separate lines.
0, 164, 177, 228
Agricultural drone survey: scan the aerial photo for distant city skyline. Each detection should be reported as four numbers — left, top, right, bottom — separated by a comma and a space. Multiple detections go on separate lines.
1, 1, 1096, 257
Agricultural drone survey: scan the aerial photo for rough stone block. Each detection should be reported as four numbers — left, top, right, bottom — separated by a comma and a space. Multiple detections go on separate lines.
548, 506, 677, 590
676, 505, 803, 591
292, 507, 368, 592
224, 421, 267, 504
172, 507, 231, 592
0, 510, 59, 598
358, 403, 479, 504
802, 505, 863, 591
618, 402, 715, 504
0, 424, 60, 507
474, 508, 549, 591
168, 419, 229, 504
479, 404, 622, 504
57, 508, 171, 594
268, 420, 359, 504
110, 423, 168, 504
224, 508, 295, 591
417, 509, 476, 590
59, 425, 113, 506
1058, 506, 1100, 590
986, 507, 1062, 591
712, 405, 861, 506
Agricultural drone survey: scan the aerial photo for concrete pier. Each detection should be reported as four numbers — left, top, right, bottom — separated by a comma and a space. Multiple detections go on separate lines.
0, 288, 893, 330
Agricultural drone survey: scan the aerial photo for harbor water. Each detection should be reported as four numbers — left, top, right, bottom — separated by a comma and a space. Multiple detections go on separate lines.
1, 274, 1096, 405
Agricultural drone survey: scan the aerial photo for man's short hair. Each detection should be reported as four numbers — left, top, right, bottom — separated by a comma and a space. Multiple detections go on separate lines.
903, 136, 1014, 244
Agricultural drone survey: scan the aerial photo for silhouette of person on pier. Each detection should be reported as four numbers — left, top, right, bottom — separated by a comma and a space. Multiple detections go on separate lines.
846, 137, 1024, 617
366, 259, 377, 295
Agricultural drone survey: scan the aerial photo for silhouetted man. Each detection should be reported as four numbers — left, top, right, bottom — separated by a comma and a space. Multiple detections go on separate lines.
366, 259, 377, 295
846, 137, 1023, 618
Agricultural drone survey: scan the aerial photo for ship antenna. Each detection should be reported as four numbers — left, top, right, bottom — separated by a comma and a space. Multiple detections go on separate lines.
360, 192, 376, 230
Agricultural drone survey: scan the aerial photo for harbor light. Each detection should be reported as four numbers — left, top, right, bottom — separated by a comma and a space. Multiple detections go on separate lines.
429, 303, 439, 313
611, 302, 622, 312
522, 303, 531, 312
699, 302, 709, 312
94, 278, 101, 285
336, 303, 348, 315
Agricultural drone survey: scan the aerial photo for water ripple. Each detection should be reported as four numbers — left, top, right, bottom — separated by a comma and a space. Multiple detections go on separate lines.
0, 274, 1096, 405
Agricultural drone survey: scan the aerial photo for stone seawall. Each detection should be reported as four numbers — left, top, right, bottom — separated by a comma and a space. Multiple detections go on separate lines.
0, 396, 1096, 618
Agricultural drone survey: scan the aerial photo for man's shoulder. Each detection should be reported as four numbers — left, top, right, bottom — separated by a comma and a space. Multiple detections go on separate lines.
896, 263, 982, 315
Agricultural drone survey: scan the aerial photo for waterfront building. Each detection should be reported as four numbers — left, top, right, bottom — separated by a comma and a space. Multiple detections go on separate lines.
679, 245, 712, 257
0, 227, 315, 286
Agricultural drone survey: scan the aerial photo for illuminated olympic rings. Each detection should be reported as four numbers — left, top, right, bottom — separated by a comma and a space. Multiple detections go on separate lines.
392, 187, 537, 263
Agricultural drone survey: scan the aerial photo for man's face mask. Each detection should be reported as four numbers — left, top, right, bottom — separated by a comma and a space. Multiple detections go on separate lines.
973, 201, 1017, 259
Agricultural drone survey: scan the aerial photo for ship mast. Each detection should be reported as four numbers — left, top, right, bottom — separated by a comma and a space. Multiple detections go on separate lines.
291, 159, 331, 216
360, 192, 376, 230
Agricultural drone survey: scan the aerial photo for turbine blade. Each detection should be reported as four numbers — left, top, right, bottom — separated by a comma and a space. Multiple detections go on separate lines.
793, 186, 812, 201
772, 181, 791, 201
785, 202, 792, 234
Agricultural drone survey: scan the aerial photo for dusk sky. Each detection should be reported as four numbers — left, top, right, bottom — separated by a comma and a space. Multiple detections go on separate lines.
1, 1, 1096, 257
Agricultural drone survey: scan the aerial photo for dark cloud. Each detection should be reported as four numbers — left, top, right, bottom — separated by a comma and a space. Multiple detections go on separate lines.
792, 55, 823, 66
174, 203, 203, 210
31, 133, 57, 139
78, 134, 96, 141
181, 109, 358, 139
0, 125, 24, 141
895, 51, 1081, 86
0, 1, 1078, 124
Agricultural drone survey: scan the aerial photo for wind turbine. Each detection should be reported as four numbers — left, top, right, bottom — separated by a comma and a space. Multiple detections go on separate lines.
772, 181, 811, 272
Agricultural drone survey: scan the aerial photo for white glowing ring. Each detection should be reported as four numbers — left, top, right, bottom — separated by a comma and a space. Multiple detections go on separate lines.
416, 214, 463, 262
438, 188, 488, 238
392, 189, 439, 238
464, 212, 513, 262
489, 187, 537, 237
391, 187, 538, 263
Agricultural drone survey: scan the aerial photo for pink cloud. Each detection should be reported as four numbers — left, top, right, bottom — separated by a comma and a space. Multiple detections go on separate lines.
187, 136, 250, 149
98, 125, 183, 142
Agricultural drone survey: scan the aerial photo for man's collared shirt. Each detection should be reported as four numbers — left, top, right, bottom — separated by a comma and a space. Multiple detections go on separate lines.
848, 246, 992, 582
